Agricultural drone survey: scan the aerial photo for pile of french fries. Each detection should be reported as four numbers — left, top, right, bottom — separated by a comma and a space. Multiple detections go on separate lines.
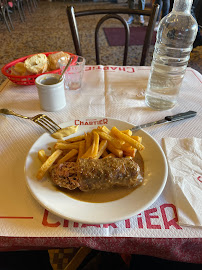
36, 126, 145, 180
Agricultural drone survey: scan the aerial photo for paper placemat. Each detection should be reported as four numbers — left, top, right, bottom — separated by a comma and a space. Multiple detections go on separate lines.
0, 66, 202, 238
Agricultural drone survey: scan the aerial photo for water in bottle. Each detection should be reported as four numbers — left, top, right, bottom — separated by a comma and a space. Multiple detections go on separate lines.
145, 0, 198, 110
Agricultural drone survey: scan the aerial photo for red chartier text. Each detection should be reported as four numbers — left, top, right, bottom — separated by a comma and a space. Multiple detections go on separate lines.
85, 66, 135, 73
75, 118, 108, 126
42, 203, 182, 230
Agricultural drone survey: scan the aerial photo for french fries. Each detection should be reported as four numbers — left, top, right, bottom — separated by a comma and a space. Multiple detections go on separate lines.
54, 142, 80, 150
65, 134, 85, 143
91, 131, 99, 158
85, 132, 92, 151
111, 127, 145, 151
36, 124, 145, 180
93, 129, 123, 149
57, 149, 78, 164
107, 142, 123, 158
81, 145, 93, 159
37, 149, 62, 180
38, 149, 48, 163
121, 129, 133, 136
96, 140, 108, 159
77, 140, 86, 160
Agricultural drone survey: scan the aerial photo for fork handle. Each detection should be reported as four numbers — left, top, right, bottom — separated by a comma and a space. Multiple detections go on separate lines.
3, 109, 29, 119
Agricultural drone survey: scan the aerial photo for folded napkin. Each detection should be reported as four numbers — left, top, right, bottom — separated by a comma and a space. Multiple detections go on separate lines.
163, 137, 202, 227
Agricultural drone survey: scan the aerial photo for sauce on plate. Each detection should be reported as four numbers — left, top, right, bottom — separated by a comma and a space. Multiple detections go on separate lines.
51, 125, 78, 139
41, 77, 59, 85
55, 152, 144, 203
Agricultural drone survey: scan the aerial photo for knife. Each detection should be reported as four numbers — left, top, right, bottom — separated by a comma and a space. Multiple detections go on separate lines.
131, 111, 197, 131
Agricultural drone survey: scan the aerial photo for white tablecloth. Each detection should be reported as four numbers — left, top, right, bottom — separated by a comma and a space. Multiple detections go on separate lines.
0, 66, 202, 239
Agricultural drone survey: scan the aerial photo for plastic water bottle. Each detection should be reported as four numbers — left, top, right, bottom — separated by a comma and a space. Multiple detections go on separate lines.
145, 0, 198, 110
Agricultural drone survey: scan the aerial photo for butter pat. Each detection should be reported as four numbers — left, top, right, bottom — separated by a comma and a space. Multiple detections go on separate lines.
51, 125, 78, 139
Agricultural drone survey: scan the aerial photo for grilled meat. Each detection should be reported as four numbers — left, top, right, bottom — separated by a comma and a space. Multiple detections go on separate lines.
50, 158, 143, 191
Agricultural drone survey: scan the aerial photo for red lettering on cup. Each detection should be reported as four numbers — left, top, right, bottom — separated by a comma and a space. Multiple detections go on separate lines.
160, 204, 182, 229
144, 208, 161, 229
42, 209, 61, 227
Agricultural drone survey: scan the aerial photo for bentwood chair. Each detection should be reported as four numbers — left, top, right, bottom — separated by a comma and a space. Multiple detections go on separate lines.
0, 0, 14, 31
67, 4, 159, 66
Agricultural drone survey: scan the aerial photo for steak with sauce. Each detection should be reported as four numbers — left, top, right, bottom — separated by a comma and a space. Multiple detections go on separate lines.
50, 158, 143, 191
50, 162, 80, 190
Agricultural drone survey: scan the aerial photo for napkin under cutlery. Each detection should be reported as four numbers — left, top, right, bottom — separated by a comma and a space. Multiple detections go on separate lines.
163, 137, 202, 227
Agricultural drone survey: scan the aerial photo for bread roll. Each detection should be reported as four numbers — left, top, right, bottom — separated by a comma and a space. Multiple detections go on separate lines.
11, 62, 31, 76
48, 51, 71, 70
24, 54, 48, 74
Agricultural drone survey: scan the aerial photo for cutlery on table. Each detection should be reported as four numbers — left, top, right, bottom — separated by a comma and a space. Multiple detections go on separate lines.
0, 109, 197, 134
0, 108, 61, 134
131, 111, 197, 131
58, 56, 73, 82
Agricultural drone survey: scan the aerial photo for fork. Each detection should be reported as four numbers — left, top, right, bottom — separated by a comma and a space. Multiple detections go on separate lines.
0, 108, 61, 134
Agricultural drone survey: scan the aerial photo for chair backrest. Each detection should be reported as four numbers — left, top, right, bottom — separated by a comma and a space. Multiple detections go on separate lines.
67, 4, 159, 66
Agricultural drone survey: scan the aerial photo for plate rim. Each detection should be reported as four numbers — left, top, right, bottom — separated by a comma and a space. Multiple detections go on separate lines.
24, 116, 168, 224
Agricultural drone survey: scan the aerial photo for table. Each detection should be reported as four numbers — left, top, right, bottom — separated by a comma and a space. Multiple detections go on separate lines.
0, 66, 201, 263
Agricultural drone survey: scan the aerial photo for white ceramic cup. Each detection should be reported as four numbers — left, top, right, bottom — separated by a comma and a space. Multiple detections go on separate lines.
35, 74, 66, 112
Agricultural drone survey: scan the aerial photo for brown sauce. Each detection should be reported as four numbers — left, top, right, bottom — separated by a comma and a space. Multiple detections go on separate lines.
55, 152, 144, 203
41, 77, 59, 85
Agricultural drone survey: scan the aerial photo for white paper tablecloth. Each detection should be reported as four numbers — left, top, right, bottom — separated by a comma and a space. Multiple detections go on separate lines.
0, 66, 202, 239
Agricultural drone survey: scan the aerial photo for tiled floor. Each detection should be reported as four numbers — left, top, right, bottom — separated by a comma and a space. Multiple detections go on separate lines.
48, 248, 79, 269
48, 247, 92, 270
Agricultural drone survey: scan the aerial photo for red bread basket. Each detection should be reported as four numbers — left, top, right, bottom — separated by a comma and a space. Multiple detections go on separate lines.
1, 52, 77, 86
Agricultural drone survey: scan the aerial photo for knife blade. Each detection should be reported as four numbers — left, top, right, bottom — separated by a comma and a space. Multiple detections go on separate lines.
131, 111, 197, 132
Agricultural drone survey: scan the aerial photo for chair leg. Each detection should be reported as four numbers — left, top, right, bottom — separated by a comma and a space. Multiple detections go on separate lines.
1, 8, 11, 32
29, 0, 36, 12
6, 7, 14, 30
32, 0, 38, 8
26, 0, 32, 13
16, 1, 25, 22
20, 0, 26, 21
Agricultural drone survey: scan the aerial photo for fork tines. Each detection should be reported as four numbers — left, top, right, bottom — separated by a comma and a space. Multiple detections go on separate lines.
33, 114, 61, 134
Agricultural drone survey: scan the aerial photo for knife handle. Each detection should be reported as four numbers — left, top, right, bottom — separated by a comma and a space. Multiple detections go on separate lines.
165, 111, 197, 122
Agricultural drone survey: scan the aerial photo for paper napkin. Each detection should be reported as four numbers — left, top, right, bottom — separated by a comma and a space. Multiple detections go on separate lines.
163, 137, 202, 227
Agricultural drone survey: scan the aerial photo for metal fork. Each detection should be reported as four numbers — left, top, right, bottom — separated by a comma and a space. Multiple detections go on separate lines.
0, 108, 61, 134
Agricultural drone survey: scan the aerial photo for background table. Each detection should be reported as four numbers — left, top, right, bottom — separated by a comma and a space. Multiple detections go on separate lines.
0, 66, 201, 263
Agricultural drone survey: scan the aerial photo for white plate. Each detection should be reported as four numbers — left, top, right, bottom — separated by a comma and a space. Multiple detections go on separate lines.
25, 117, 168, 224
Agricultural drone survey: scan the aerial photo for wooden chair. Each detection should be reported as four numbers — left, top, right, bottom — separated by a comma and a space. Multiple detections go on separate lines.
67, 4, 159, 66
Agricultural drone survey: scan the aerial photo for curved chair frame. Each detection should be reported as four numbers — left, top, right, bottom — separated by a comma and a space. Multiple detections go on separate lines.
67, 4, 160, 66
95, 14, 129, 66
